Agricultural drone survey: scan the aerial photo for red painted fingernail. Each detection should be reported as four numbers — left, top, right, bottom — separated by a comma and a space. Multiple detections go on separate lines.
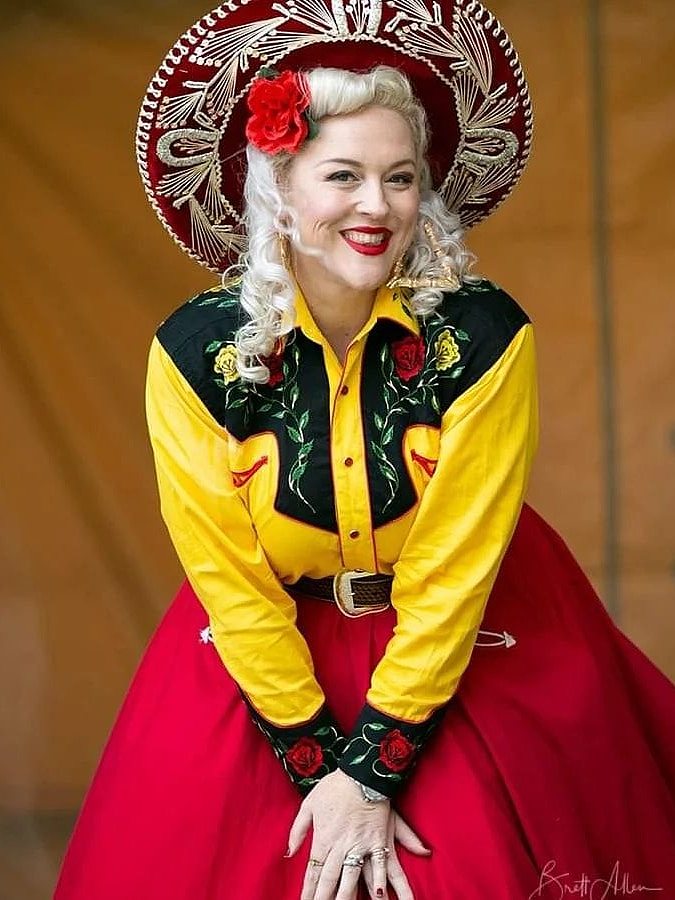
283, 848, 291, 858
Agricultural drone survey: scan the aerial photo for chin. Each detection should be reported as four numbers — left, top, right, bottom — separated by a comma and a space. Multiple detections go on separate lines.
339, 263, 392, 292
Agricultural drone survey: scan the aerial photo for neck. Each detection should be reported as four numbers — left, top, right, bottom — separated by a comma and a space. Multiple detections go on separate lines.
293, 267, 378, 362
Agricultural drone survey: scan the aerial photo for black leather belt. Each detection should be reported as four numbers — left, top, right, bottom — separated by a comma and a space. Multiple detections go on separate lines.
291, 571, 393, 618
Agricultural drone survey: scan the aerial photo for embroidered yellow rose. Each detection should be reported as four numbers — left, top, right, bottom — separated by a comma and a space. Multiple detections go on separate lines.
434, 330, 460, 370
213, 344, 239, 383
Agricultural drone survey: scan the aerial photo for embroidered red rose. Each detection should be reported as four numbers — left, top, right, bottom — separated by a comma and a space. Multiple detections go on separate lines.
285, 736, 324, 777
378, 729, 415, 773
390, 335, 425, 381
245, 69, 311, 155
261, 351, 284, 386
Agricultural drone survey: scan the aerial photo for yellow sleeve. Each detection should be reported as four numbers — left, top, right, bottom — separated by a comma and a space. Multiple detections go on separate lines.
145, 335, 346, 795
337, 322, 539, 798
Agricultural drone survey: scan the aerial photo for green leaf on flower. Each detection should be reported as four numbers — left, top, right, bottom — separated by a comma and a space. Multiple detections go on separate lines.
299, 410, 309, 430
306, 116, 320, 141
349, 753, 369, 765
382, 426, 394, 446
455, 329, 470, 341
449, 366, 465, 379
374, 412, 384, 431
272, 410, 286, 419
205, 340, 223, 354
287, 426, 302, 443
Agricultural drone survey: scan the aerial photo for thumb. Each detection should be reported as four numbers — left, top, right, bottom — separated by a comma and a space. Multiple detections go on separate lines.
286, 800, 313, 857
393, 812, 432, 856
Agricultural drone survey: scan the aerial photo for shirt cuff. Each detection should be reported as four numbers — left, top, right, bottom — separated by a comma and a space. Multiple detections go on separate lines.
239, 692, 347, 796
337, 702, 446, 799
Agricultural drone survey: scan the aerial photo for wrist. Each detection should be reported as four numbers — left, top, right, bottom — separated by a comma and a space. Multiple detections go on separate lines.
347, 774, 390, 804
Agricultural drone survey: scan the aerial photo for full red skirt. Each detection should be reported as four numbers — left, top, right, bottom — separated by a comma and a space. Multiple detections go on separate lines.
53, 504, 675, 899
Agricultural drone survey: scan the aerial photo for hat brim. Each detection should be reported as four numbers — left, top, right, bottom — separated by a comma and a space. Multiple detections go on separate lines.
136, 0, 533, 273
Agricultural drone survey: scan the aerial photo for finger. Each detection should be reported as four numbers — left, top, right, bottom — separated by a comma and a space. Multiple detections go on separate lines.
299, 854, 325, 900
368, 848, 389, 898
313, 848, 348, 900
287, 801, 313, 857
384, 847, 415, 900
361, 859, 375, 898
334, 855, 363, 900
393, 812, 431, 856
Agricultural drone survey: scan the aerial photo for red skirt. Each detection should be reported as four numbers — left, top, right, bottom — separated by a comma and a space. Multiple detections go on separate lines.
53, 504, 675, 899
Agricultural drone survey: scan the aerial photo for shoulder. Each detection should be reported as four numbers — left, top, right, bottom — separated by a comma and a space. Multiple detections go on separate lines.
421, 278, 533, 406
153, 278, 245, 425
435, 277, 531, 340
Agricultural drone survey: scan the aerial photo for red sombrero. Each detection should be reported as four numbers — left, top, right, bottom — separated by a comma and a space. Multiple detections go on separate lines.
136, 0, 533, 274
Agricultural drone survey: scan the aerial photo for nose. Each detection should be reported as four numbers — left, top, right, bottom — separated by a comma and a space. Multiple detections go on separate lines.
356, 178, 390, 218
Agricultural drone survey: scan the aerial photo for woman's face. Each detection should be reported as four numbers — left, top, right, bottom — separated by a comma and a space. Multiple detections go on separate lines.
284, 105, 420, 298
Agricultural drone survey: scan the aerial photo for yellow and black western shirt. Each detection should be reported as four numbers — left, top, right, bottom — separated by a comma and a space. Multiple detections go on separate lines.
145, 276, 539, 800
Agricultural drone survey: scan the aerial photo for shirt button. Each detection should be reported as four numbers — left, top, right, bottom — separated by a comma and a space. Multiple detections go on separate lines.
340, 385, 349, 396
344, 457, 354, 467
349, 529, 360, 540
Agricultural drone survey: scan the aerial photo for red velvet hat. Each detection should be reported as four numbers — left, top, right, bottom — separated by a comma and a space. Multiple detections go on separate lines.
136, 0, 533, 273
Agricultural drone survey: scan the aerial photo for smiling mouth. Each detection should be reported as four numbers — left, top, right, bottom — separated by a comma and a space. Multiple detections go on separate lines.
340, 229, 392, 256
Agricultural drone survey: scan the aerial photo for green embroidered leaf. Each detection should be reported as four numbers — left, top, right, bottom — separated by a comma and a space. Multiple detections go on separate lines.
214, 378, 226, 389
449, 366, 465, 379
455, 329, 470, 342
364, 722, 389, 731
314, 727, 332, 736
205, 340, 223, 354
379, 344, 389, 365
272, 410, 286, 419
382, 425, 394, 446
382, 384, 392, 408
431, 393, 440, 414
290, 384, 300, 407
228, 397, 247, 408
259, 403, 273, 413
374, 412, 384, 431
299, 410, 309, 430
287, 426, 302, 443
348, 753, 369, 765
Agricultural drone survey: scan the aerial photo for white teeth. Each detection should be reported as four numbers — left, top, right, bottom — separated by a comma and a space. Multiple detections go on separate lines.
343, 230, 388, 245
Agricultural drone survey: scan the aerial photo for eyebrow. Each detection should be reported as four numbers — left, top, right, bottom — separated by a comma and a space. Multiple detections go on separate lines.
317, 157, 416, 169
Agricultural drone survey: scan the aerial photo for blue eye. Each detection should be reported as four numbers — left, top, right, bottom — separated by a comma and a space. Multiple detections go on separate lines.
327, 171, 356, 182
390, 173, 415, 185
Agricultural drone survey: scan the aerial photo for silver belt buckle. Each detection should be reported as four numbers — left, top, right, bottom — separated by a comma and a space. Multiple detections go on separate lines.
332, 569, 390, 618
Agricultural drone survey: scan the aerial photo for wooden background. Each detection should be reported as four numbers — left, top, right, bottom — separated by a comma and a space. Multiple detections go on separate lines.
0, 1, 673, 896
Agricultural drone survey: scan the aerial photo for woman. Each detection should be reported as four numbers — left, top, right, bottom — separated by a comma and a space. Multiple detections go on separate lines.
54, 3, 675, 899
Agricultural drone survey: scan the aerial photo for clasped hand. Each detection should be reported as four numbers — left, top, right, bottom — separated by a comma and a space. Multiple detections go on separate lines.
286, 768, 431, 900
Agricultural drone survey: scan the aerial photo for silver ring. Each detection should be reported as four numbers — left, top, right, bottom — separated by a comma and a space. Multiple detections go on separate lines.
308, 858, 324, 868
343, 853, 365, 868
369, 847, 390, 860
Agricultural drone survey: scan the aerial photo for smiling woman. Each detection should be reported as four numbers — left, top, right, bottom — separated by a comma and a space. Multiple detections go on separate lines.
53, 3, 675, 899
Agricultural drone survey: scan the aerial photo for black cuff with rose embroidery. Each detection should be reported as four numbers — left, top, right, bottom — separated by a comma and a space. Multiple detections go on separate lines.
240, 693, 347, 797
337, 702, 446, 800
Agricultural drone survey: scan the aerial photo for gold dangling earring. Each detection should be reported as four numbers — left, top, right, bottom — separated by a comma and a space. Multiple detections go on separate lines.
277, 232, 294, 274
387, 220, 461, 292
386, 251, 406, 289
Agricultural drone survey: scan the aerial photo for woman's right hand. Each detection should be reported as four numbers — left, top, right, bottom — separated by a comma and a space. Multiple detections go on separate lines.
360, 807, 432, 900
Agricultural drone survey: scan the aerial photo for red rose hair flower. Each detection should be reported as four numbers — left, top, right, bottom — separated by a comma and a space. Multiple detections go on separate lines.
245, 68, 316, 155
